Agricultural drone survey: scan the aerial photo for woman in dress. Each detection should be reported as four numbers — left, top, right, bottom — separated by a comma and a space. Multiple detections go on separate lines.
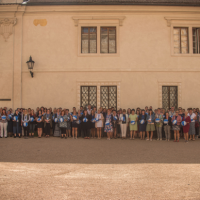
146, 109, 155, 141
0, 109, 9, 138
65, 109, 71, 138
13, 110, 21, 138
126, 108, 131, 138
182, 110, 191, 143
119, 109, 128, 139
29, 109, 36, 138
37, 110, 43, 138
95, 108, 104, 139
71, 109, 79, 139
136, 109, 140, 138
188, 108, 196, 141
171, 110, 182, 142
44, 109, 52, 138
112, 110, 118, 139
80, 110, 91, 139
7, 110, 13, 137
58, 110, 67, 139
90, 110, 96, 138
163, 112, 172, 141
129, 109, 138, 140
138, 109, 146, 140
104, 109, 113, 140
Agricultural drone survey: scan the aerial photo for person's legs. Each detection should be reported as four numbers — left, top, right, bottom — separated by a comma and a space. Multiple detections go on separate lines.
174, 130, 177, 141
120, 124, 124, 138
177, 130, 180, 142
107, 132, 110, 139
130, 130, 133, 139
3, 122, 8, 137
146, 131, 149, 140
156, 127, 160, 140
142, 131, 145, 140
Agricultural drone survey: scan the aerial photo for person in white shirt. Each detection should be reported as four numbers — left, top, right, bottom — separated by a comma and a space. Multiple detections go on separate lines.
188, 108, 196, 141
87, 104, 92, 115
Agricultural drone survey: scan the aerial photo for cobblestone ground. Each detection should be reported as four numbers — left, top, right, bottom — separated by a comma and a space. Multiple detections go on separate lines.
0, 137, 200, 200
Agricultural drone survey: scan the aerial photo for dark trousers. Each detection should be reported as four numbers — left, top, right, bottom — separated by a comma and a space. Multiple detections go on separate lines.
24, 127, 29, 137
60, 127, 66, 135
83, 128, 89, 137
45, 123, 51, 136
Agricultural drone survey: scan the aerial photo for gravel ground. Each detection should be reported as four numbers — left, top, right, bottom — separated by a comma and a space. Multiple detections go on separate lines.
0, 137, 200, 199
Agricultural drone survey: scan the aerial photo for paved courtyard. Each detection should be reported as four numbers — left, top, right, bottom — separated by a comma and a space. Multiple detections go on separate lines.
0, 137, 200, 199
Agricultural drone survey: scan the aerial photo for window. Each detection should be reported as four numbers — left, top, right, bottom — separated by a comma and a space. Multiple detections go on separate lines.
173, 27, 189, 54
162, 86, 178, 110
193, 28, 200, 54
100, 27, 116, 53
100, 86, 117, 109
81, 86, 97, 108
81, 27, 97, 53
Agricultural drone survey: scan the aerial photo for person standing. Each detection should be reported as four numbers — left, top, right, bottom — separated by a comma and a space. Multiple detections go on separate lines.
119, 109, 128, 139
29, 109, 36, 138
80, 110, 91, 139
7, 111, 13, 137
58, 110, 67, 139
138, 109, 146, 140
129, 109, 138, 140
182, 110, 191, 143
112, 110, 118, 139
71, 110, 79, 139
188, 108, 196, 141
155, 108, 163, 141
95, 109, 104, 139
36, 110, 43, 138
44, 109, 52, 138
146, 109, 155, 141
163, 112, 172, 141
0, 109, 9, 138
104, 109, 113, 140
65, 109, 71, 138
171, 110, 182, 142
90, 110, 96, 138
21, 109, 30, 139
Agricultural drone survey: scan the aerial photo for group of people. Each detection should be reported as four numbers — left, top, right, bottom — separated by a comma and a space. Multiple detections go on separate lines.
0, 105, 199, 143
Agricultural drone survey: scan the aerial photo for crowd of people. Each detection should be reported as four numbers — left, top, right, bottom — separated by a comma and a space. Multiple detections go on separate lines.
0, 105, 199, 143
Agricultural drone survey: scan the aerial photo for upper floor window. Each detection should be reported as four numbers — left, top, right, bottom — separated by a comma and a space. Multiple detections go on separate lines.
193, 28, 200, 54
173, 27, 189, 54
81, 27, 97, 53
100, 27, 116, 53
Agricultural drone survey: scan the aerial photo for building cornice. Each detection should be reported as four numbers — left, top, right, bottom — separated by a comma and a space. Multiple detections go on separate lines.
26, 0, 200, 7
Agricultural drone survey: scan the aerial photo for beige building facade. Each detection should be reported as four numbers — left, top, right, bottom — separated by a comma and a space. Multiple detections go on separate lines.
0, 0, 200, 111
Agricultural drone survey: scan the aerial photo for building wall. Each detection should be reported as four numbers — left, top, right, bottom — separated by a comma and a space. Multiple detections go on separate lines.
0, 5, 200, 110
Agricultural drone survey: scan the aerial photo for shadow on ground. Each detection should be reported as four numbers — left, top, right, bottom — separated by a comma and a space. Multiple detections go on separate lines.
0, 137, 199, 164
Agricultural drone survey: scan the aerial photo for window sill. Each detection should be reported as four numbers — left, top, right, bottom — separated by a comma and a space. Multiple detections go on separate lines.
171, 54, 200, 57
78, 53, 119, 57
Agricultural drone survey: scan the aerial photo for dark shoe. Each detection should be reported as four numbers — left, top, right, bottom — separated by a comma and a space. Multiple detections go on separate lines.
5, 137, 7, 138
14, 136, 16, 138
19, 136, 21, 138
65, 137, 67, 139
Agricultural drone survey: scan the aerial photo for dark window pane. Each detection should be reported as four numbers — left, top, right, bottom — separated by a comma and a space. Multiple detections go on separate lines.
101, 27, 116, 54
81, 27, 97, 54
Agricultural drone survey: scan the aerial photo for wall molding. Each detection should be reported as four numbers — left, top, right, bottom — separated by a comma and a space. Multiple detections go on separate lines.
164, 17, 200, 27
0, 18, 17, 41
76, 80, 121, 109
72, 16, 125, 26
158, 82, 182, 108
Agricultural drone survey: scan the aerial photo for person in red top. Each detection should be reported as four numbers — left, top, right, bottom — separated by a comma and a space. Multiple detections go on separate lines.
183, 110, 191, 143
